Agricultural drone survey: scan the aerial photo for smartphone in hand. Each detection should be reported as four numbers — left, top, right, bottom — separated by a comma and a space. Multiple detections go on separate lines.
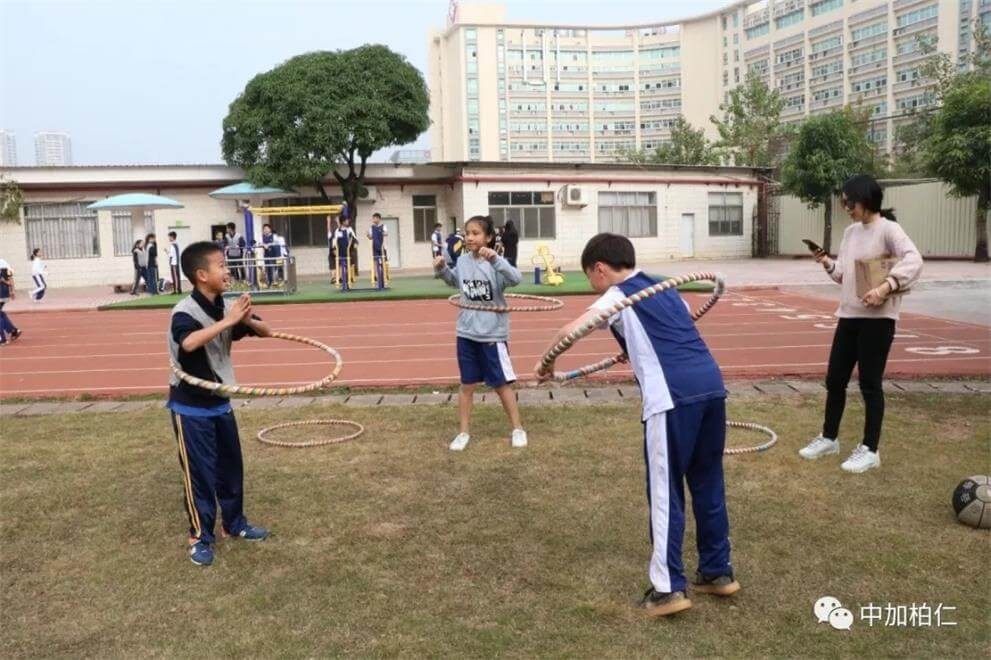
802, 239, 822, 254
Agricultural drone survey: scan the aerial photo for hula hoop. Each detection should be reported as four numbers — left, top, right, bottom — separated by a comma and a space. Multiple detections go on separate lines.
725, 420, 777, 455
540, 272, 724, 382
257, 419, 365, 448
447, 292, 564, 313
170, 331, 342, 396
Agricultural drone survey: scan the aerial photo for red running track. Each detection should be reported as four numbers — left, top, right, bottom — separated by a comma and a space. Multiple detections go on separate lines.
0, 289, 988, 399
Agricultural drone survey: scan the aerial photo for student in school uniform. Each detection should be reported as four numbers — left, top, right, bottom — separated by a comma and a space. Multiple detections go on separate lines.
167, 231, 182, 294
332, 218, 358, 290
30, 248, 48, 302
367, 212, 388, 289
0, 257, 22, 346
225, 222, 246, 282
431, 222, 445, 260
131, 239, 148, 296
145, 233, 160, 295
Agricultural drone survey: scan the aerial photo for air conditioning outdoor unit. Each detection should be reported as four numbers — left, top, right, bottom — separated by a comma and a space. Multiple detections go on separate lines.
563, 184, 588, 207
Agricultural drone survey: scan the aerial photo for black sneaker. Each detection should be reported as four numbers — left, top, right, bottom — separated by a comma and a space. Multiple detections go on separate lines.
692, 570, 741, 596
9, 329, 21, 342
638, 587, 692, 617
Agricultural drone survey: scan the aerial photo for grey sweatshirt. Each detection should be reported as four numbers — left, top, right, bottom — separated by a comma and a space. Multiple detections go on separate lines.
436, 253, 522, 342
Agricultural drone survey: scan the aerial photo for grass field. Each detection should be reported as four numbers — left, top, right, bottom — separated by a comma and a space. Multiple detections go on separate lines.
100, 271, 711, 310
2, 394, 988, 657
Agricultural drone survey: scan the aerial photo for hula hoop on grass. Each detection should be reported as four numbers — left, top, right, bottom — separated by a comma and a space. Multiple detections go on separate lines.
447, 292, 564, 313
724, 421, 777, 456
256, 419, 365, 448
539, 272, 725, 382
170, 332, 342, 397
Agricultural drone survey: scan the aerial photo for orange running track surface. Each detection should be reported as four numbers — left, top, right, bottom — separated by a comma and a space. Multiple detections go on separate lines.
1, 289, 988, 399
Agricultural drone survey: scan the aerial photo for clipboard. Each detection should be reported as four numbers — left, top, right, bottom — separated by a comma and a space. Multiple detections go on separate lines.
855, 257, 898, 298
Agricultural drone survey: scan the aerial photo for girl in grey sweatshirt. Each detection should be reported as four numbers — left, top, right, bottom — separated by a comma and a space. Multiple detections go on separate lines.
434, 215, 528, 452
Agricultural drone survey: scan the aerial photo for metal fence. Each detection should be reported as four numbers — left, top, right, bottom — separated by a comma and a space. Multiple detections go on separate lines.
223, 254, 297, 295
776, 180, 982, 257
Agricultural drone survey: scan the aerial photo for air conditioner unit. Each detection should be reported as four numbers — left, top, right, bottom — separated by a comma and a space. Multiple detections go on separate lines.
563, 184, 588, 207
358, 185, 378, 201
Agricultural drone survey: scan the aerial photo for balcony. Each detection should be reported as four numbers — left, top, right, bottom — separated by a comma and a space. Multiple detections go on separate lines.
893, 49, 927, 65
893, 78, 926, 92
892, 17, 938, 38
848, 32, 887, 51
809, 71, 843, 86
744, 7, 771, 28
808, 47, 843, 61
774, 0, 806, 17
848, 60, 887, 76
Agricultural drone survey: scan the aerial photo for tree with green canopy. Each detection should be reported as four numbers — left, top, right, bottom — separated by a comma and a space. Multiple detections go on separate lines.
619, 116, 721, 166
710, 70, 792, 167
780, 107, 877, 253
222, 45, 429, 228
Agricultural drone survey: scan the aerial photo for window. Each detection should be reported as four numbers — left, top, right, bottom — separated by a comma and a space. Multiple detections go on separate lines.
745, 23, 770, 39
810, 0, 842, 17
851, 47, 886, 67
851, 21, 886, 42
265, 196, 342, 247
896, 4, 938, 28
24, 202, 100, 259
851, 75, 886, 93
812, 35, 842, 53
708, 192, 744, 236
776, 10, 804, 29
488, 191, 556, 239
412, 195, 437, 243
598, 192, 657, 237
776, 47, 804, 65
111, 209, 153, 256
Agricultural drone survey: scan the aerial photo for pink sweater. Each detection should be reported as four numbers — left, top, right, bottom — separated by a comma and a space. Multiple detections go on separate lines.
826, 218, 923, 320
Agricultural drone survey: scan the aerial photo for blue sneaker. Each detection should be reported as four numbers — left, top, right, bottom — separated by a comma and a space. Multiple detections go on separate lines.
226, 524, 269, 541
188, 539, 213, 566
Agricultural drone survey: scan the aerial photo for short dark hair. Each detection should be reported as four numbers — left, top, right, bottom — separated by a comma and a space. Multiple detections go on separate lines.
434, 222, 443, 229
581, 233, 636, 272
262, 223, 272, 230
226, 222, 236, 230
167, 231, 177, 239
145, 233, 156, 243
181, 241, 223, 281
372, 212, 382, 219
465, 215, 497, 248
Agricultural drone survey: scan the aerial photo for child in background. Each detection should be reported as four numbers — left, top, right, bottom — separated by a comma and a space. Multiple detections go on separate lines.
431, 222, 445, 260
0, 257, 22, 345
434, 215, 527, 451
30, 248, 47, 302
167, 231, 182, 294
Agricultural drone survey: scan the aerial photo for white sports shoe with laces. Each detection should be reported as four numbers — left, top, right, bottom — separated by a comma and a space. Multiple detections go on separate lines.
798, 435, 840, 460
841, 444, 880, 473
511, 428, 528, 448
449, 433, 471, 451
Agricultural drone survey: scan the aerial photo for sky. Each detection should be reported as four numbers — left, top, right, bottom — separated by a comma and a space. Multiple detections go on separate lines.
0, 0, 728, 166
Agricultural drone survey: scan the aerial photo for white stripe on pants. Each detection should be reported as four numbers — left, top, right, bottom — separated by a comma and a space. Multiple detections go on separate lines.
32, 274, 46, 300
645, 412, 671, 592
496, 342, 516, 382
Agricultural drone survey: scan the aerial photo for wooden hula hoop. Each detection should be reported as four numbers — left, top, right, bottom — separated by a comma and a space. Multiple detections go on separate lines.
447, 292, 564, 313
541, 272, 725, 382
257, 419, 365, 448
170, 331, 342, 396
725, 420, 778, 456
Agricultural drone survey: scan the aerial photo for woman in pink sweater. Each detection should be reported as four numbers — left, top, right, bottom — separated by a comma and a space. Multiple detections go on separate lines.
799, 174, 923, 473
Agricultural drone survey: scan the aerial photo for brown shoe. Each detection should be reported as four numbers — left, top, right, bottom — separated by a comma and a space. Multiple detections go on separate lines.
692, 570, 741, 596
639, 588, 693, 617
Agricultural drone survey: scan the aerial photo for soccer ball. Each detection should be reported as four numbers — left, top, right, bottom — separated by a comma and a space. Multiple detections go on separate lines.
952, 476, 991, 529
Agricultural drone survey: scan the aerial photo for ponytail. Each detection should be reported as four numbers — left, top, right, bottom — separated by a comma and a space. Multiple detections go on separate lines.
880, 208, 897, 222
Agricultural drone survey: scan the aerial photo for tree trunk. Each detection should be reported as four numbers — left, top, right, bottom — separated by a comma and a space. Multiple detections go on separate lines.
975, 183, 989, 263
822, 198, 833, 255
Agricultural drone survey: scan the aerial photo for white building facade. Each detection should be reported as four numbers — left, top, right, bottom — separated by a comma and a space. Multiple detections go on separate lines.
0, 162, 765, 287
429, 0, 987, 161
34, 132, 73, 166
0, 131, 17, 166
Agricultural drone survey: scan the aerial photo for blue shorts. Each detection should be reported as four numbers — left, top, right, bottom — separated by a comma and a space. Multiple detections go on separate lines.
456, 337, 517, 388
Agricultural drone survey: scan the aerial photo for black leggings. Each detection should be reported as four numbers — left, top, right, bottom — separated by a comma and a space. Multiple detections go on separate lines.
823, 318, 896, 451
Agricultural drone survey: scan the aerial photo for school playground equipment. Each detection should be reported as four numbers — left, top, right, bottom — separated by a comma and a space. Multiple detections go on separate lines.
531, 245, 565, 286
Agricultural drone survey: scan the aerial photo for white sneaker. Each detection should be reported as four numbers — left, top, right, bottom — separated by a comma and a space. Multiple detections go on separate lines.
841, 444, 880, 473
511, 428, 528, 448
449, 433, 470, 451
798, 435, 840, 460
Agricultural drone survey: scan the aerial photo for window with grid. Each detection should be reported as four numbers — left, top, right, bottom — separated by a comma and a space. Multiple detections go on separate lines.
708, 192, 744, 236
487, 191, 556, 239
412, 195, 438, 242
111, 209, 154, 256
597, 192, 657, 237
264, 196, 342, 247
24, 202, 100, 259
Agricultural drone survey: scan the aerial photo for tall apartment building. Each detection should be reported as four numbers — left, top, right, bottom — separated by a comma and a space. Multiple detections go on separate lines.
429, 0, 986, 162
0, 131, 17, 166
34, 131, 73, 166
